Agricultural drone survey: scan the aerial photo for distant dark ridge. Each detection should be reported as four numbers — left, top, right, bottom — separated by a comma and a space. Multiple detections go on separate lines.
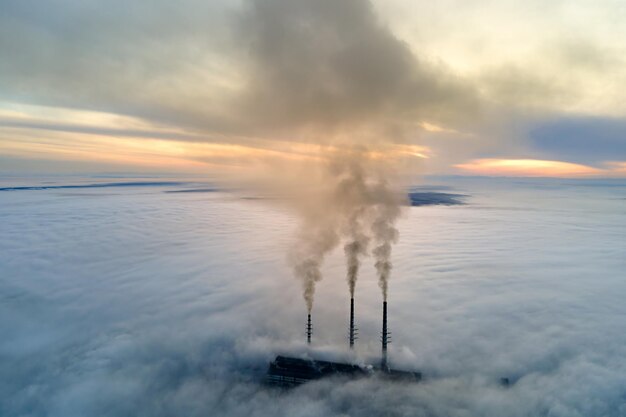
408, 184, 455, 191
164, 188, 219, 193
0, 181, 188, 191
408, 191, 467, 206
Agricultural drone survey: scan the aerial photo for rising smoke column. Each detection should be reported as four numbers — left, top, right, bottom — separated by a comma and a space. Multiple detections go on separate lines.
332, 151, 372, 298
344, 214, 369, 298
286, 160, 344, 314
238, 0, 449, 314
289, 211, 340, 313
333, 151, 372, 349
287, 150, 371, 314
370, 178, 404, 301
287, 150, 405, 312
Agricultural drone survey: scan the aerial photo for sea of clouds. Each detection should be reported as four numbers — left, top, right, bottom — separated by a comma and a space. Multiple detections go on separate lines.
1, 176, 625, 417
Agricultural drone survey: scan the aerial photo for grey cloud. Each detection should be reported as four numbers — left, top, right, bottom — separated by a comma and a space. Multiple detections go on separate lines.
555, 38, 625, 72
0, 0, 239, 131
0, 116, 203, 142
0, 0, 479, 141
236, 0, 478, 136
1, 0, 625, 172
529, 117, 626, 164
477, 65, 570, 109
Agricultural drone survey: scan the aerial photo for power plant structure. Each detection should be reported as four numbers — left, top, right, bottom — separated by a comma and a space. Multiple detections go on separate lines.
381, 301, 390, 369
266, 294, 421, 387
349, 297, 357, 348
306, 314, 312, 345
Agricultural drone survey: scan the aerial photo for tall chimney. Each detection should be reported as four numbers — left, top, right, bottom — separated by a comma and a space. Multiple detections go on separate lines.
306, 314, 312, 344
349, 297, 355, 348
381, 301, 389, 368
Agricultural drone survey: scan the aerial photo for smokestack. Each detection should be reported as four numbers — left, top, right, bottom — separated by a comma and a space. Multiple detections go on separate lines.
381, 301, 389, 368
306, 314, 312, 344
349, 297, 356, 348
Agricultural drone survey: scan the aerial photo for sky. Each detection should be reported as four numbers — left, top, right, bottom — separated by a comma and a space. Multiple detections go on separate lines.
1, 0, 625, 178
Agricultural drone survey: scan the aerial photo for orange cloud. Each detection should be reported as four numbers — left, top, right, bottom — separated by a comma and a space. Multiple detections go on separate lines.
454, 158, 604, 177
603, 161, 626, 174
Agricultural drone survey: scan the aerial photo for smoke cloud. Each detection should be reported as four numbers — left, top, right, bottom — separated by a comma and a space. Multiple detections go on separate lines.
370, 179, 404, 301
237, 0, 477, 138
238, 0, 440, 310
284, 147, 405, 313
334, 153, 371, 298
289, 212, 340, 313
343, 230, 368, 298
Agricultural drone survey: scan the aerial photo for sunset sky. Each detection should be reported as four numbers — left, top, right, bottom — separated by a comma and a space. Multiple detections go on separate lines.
1, 0, 625, 178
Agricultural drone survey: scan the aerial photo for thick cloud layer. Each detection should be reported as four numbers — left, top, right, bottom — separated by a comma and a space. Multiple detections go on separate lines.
0, 0, 475, 140
236, 0, 476, 136
1, 177, 625, 416
0, 0, 238, 132
530, 117, 626, 165
0, 0, 624, 173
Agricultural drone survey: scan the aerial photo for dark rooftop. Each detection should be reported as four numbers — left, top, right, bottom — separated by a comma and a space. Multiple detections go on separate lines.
266, 355, 421, 387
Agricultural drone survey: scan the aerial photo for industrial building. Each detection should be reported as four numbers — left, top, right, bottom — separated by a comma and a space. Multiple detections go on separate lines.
266, 298, 421, 387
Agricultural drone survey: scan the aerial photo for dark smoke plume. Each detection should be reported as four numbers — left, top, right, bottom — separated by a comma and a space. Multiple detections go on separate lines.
289, 212, 340, 312
238, 0, 476, 135
344, 226, 369, 298
240, 0, 441, 309
334, 153, 371, 297
370, 179, 403, 301
287, 149, 405, 311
